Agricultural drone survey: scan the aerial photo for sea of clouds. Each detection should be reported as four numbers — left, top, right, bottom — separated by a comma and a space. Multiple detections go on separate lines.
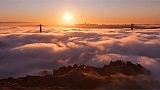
0, 26, 160, 81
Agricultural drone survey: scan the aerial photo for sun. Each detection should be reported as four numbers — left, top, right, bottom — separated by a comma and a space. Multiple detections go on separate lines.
64, 13, 72, 21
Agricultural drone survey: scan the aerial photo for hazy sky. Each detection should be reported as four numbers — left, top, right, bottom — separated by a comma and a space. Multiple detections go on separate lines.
0, 0, 160, 25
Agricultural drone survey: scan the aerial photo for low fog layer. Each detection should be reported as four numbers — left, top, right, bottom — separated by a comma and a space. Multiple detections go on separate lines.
0, 27, 160, 80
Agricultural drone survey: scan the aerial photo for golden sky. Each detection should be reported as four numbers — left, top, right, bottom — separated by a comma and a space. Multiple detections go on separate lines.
0, 0, 160, 25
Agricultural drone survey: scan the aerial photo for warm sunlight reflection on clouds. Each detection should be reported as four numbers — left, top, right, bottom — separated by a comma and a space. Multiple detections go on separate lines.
0, 27, 160, 81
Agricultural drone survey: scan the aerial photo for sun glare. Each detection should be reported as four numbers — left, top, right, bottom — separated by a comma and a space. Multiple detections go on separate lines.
64, 13, 72, 21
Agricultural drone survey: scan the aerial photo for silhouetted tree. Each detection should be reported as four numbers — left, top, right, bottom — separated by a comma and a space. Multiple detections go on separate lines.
127, 61, 135, 67
79, 65, 85, 68
68, 65, 72, 71
73, 64, 78, 68
103, 64, 109, 68
53, 69, 56, 75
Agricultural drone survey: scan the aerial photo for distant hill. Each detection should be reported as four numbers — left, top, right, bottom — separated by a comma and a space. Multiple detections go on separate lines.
0, 60, 159, 89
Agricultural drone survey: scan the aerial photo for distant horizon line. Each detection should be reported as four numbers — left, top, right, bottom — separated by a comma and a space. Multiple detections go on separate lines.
0, 21, 160, 25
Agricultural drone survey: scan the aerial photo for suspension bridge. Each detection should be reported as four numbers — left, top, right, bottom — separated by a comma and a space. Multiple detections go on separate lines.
0, 24, 160, 34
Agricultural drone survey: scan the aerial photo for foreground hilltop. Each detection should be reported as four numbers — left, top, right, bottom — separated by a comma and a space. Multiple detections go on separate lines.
53, 60, 151, 76
0, 60, 159, 89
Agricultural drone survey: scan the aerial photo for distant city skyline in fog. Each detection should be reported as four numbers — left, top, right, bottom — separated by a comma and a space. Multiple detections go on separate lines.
0, 0, 160, 25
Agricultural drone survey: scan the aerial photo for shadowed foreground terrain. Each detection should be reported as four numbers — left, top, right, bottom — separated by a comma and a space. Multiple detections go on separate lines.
0, 60, 160, 89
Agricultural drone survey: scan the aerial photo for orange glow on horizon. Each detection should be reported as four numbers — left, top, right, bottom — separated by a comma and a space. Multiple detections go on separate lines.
1, 10, 160, 26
